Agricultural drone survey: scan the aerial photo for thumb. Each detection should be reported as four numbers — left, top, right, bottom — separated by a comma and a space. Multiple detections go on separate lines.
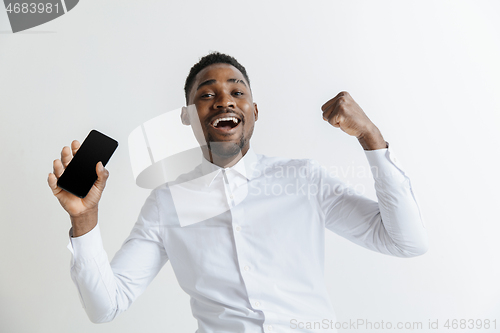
94, 162, 109, 191
329, 112, 342, 128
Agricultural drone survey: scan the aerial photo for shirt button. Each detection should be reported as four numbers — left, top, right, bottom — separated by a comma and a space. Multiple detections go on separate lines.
235, 226, 241, 232
268, 325, 273, 331
254, 301, 260, 307
229, 194, 234, 199
244, 265, 250, 271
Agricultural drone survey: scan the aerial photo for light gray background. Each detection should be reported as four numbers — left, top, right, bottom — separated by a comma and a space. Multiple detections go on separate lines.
1, 1, 499, 332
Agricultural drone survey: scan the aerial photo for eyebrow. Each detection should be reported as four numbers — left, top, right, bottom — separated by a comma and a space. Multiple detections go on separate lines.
227, 78, 247, 87
196, 78, 247, 91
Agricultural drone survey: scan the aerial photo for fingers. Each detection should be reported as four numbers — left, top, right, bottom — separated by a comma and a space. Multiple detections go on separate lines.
61, 146, 72, 168
94, 162, 109, 192
331, 114, 342, 128
322, 101, 342, 124
322, 91, 352, 125
71, 140, 80, 156
47, 172, 61, 195
321, 91, 350, 113
61, 140, 80, 168
50, 140, 80, 197
322, 98, 341, 122
325, 111, 342, 128
53, 159, 64, 178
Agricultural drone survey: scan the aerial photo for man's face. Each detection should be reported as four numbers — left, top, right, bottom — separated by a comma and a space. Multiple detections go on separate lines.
183, 63, 258, 160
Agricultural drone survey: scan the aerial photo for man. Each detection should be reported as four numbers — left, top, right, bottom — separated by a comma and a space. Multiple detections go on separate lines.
48, 52, 428, 332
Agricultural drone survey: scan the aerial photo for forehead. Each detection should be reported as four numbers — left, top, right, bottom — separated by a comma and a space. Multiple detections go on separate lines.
194, 63, 246, 86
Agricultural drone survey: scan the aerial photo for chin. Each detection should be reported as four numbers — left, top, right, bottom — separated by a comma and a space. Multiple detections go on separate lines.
208, 141, 243, 157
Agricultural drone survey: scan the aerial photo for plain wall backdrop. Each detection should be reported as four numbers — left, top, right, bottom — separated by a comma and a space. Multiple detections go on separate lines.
1, 1, 499, 332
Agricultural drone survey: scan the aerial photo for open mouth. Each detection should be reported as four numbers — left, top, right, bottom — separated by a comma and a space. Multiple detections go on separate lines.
210, 116, 241, 132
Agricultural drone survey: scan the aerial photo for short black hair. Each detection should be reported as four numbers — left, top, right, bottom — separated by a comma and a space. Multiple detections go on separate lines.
184, 52, 251, 104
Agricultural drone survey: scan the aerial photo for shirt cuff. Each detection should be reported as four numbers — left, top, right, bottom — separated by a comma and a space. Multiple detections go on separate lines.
364, 142, 407, 179
66, 222, 104, 264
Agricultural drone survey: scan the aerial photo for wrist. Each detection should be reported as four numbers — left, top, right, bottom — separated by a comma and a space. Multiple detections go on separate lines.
70, 207, 98, 237
357, 126, 387, 150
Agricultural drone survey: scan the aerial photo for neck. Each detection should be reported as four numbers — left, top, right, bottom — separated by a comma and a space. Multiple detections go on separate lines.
201, 145, 249, 168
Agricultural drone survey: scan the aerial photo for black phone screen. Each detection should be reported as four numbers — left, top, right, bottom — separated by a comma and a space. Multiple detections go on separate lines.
57, 130, 118, 198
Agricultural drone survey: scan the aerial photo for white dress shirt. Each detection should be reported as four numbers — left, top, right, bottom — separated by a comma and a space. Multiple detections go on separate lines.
67, 144, 428, 332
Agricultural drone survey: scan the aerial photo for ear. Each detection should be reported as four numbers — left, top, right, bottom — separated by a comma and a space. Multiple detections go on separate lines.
253, 102, 259, 121
181, 106, 191, 125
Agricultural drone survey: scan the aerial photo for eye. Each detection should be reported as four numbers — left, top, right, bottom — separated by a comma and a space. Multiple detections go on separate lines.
201, 93, 214, 98
233, 91, 244, 96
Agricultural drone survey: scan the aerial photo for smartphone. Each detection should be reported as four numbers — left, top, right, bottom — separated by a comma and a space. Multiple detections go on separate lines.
57, 130, 119, 198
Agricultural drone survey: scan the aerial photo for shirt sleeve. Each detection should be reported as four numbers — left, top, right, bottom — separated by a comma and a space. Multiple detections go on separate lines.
313, 143, 429, 257
66, 189, 169, 323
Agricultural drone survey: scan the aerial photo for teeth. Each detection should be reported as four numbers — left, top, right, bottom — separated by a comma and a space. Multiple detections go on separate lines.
212, 117, 239, 127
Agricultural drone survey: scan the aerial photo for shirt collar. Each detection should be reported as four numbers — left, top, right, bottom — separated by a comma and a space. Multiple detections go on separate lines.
200, 146, 260, 187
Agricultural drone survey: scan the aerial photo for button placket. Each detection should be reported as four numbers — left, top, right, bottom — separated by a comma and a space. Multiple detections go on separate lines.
222, 169, 236, 207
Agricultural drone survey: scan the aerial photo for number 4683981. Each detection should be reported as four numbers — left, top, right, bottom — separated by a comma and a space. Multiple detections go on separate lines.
6, 3, 60, 14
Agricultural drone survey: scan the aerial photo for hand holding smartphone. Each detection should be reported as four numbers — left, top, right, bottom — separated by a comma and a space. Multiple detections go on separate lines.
48, 130, 118, 220
57, 130, 118, 198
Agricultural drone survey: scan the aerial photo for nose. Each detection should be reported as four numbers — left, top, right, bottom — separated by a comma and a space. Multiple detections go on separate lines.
213, 93, 235, 109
